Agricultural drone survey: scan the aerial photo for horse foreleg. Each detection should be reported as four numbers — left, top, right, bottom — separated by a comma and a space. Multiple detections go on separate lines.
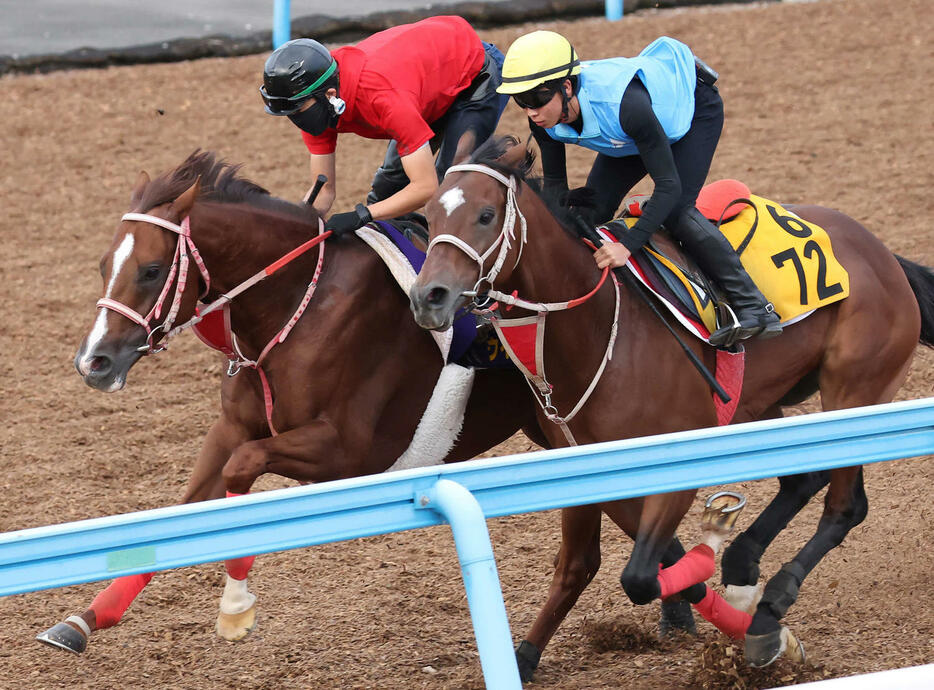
619, 490, 695, 605
517, 504, 602, 683
36, 415, 247, 653
722, 471, 830, 612
745, 466, 867, 667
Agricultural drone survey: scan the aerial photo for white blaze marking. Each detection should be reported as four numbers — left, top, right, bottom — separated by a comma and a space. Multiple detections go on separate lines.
78, 233, 135, 371
439, 187, 465, 216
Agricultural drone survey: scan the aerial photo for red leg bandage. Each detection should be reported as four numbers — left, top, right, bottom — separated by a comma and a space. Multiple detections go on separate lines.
224, 491, 256, 580
89, 572, 155, 629
657, 544, 715, 599
692, 586, 752, 639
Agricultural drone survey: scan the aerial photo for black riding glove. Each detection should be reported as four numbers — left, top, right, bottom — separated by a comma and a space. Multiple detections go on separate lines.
325, 204, 372, 236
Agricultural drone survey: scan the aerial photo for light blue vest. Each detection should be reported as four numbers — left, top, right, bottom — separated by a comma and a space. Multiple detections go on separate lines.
545, 37, 697, 157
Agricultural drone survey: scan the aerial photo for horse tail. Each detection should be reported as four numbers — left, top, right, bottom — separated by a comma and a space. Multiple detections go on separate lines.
896, 255, 934, 347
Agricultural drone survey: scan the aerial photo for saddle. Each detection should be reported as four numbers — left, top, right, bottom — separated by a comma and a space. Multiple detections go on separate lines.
605, 180, 850, 342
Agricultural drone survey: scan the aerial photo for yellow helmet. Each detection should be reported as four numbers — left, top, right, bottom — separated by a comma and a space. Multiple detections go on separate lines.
497, 31, 581, 95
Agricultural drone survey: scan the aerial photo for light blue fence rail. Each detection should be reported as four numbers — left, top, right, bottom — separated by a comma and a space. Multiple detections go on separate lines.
2, 398, 933, 687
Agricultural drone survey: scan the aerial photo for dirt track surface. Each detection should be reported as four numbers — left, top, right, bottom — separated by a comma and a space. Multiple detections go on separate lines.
1, 0, 932, 687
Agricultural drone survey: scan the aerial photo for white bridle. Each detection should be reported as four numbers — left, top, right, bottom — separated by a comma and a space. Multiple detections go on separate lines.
427, 163, 528, 301
422, 162, 621, 446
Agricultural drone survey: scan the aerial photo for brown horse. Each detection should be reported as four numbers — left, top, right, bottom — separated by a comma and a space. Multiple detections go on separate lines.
410, 136, 934, 678
40, 150, 544, 654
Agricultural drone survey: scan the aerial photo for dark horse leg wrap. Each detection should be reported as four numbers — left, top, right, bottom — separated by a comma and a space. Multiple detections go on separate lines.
515, 640, 541, 683
721, 531, 766, 587
748, 561, 806, 634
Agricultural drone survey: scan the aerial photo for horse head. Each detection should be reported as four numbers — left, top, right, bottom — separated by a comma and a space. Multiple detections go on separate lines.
74, 164, 205, 391
410, 136, 533, 331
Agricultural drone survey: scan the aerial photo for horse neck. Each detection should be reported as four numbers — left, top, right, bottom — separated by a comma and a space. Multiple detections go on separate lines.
507, 188, 618, 310
188, 201, 325, 348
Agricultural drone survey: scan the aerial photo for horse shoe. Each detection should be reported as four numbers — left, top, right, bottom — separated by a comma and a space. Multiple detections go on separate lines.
701, 491, 746, 535
35, 616, 89, 654
745, 625, 806, 668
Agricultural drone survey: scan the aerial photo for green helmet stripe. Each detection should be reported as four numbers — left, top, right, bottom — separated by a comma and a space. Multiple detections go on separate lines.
291, 60, 337, 100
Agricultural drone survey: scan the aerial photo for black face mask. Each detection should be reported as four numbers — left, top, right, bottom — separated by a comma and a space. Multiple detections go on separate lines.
287, 96, 338, 136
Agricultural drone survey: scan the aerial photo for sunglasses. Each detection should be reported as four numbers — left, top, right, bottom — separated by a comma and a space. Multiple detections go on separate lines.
512, 87, 558, 110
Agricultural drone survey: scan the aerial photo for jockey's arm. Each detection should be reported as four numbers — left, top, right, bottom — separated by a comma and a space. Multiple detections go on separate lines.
365, 143, 438, 220
306, 153, 337, 215
617, 78, 681, 252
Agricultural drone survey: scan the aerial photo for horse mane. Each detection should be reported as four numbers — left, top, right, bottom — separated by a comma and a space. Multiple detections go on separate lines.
468, 135, 595, 238
136, 149, 317, 222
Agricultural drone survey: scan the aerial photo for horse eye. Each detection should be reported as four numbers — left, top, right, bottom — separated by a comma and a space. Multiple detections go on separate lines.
478, 208, 496, 226
139, 264, 162, 283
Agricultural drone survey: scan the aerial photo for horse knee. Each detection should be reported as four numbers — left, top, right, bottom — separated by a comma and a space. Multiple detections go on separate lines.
620, 563, 661, 605
556, 547, 601, 593
222, 444, 267, 494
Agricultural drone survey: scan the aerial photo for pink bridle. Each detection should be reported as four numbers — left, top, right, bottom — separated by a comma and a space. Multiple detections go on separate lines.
95, 210, 330, 435
96, 212, 211, 354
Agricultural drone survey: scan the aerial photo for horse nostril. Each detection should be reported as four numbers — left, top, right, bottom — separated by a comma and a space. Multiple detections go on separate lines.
88, 355, 112, 375
426, 286, 449, 306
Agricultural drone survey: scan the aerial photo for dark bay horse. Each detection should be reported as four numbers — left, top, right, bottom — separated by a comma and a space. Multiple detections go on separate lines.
42, 150, 543, 654
410, 136, 934, 677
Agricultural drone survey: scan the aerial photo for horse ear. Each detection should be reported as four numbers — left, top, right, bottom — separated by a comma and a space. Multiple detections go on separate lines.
452, 130, 477, 166
131, 171, 150, 206
498, 136, 527, 168
169, 175, 202, 218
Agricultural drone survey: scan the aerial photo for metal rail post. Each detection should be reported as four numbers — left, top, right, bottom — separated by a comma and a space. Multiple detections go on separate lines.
273, 0, 291, 48
417, 479, 521, 689
606, 0, 624, 21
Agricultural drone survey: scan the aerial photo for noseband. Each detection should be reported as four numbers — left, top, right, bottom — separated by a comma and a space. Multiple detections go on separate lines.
96, 213, 211, 354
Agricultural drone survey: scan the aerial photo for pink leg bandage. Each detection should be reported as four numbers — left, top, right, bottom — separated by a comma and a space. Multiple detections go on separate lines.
692, 586, 752, 639
657, 544, 716, 599
224, 491, 256, 581
89, 572, 155, 629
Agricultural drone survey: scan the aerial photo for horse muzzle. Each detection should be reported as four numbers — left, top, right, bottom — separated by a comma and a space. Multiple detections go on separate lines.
409, 281, 461, 332
74, 341, 142, 392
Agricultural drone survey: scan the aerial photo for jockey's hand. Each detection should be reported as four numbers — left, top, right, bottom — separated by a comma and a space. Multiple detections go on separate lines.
324, 204, 372, 236
593, 243, 631, 269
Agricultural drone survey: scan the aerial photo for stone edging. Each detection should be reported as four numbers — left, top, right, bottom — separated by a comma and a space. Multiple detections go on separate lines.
0, 0, 773, 77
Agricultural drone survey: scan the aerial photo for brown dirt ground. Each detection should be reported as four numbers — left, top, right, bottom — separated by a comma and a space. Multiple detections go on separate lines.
0, 0, 932, 688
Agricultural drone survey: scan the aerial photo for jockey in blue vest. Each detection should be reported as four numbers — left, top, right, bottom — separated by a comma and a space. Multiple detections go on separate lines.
497, 32, 782, 346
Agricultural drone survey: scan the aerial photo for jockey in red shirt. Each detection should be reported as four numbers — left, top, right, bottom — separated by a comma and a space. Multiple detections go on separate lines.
260, 16, 508, 236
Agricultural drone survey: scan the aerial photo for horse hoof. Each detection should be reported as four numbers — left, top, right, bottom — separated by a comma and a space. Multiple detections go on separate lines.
702, 491, 746, 535
36, 620, 88, 654
216, 605, 257, 642
659, 597, 697, 638
745, 625, 806, 667
724, 583, 762, 615
515, 640, 541, 683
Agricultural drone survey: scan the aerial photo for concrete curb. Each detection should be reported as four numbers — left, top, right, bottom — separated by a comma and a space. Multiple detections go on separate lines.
0, 0, 773, 77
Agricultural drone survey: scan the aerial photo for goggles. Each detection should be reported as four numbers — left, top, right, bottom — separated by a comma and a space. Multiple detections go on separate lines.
260, 60, 336, 115
512, 86, 558, 111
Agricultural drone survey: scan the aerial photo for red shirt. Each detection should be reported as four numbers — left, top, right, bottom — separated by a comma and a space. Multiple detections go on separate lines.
301, 16, 484, 157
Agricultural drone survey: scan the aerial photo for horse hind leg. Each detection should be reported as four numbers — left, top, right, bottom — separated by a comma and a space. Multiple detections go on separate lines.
745, 465, 867, 667
722, 470, 830, 612
517, 504, 602, 683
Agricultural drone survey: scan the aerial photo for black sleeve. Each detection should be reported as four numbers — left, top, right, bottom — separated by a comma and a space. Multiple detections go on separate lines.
617, 77, 682, 252
529, 118, 569, 196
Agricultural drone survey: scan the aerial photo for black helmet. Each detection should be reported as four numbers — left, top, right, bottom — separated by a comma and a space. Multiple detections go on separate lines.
260, 38, 338, 115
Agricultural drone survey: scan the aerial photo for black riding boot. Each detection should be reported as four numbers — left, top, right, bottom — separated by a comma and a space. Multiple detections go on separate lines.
673, 207, 782, 347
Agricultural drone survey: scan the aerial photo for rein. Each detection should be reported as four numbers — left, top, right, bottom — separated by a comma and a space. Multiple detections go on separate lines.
427, 163, 620, 445
98, 211, 331, 435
